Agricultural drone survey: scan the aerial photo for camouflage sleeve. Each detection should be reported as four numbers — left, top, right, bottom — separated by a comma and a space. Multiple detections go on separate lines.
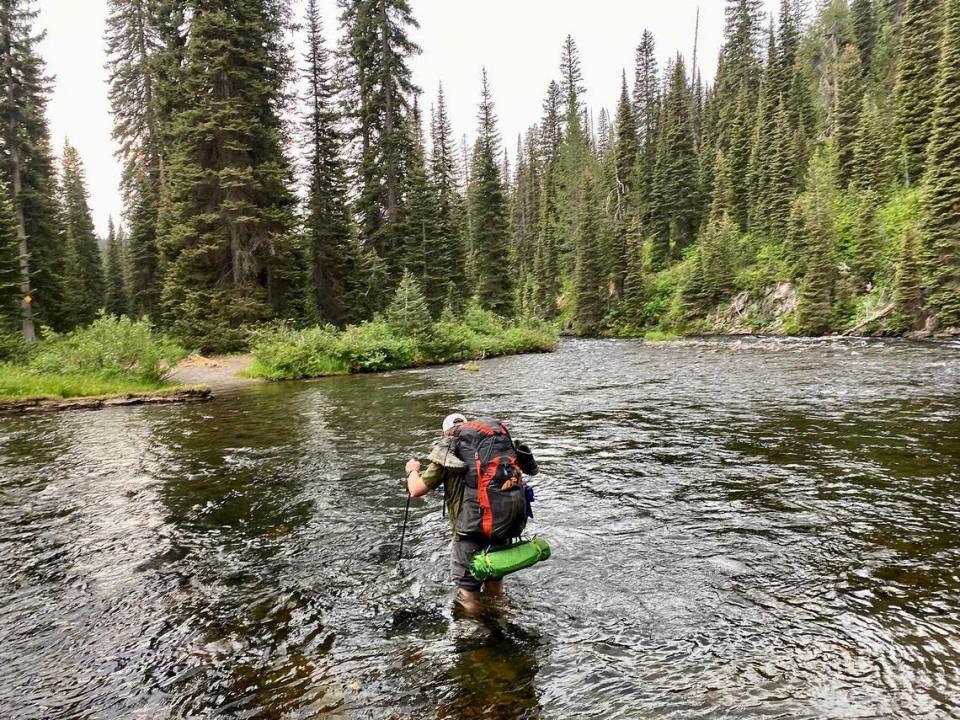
421, 462, 444, 491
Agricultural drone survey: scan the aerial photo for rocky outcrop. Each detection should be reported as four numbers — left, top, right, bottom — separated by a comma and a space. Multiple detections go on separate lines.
708, 282, 798, 334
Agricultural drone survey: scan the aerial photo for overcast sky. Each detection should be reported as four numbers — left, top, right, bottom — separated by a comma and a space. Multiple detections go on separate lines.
37, 0, 779, 236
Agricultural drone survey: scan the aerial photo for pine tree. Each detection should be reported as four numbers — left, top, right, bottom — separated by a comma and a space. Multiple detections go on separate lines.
303, 0, 352, 325
385, 268, 432, 340
106, 0, 162, 319
159, 0, 301, 351
103, 217, 129, 317
632, 30, 659, 215
468, 69, 512, 316
405, 101, 444, 314
59, 141, 104, 327
611, 71, 638, 298
0, 181, 18, 330
560, 34, 586, 124
339, 0, 420, 277
835, 44, 864, 187
431, 83, 466, 303
621, 232, 645, 326
532, 181, 559, 319
573, 168, 605, 333
793, 150, 839, 335
0, 0, 64, 336
651, 56, 700, 266
894, 226, 924, 330
894, 0, 944, 185
851, 94, 897, 192
921, 0, 960, 327
852, 0, 878, 72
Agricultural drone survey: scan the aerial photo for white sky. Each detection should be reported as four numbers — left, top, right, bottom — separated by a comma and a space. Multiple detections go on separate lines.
37, 0, 779, 237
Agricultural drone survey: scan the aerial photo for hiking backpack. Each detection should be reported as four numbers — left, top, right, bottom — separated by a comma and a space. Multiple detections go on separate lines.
451, 417, 528, 544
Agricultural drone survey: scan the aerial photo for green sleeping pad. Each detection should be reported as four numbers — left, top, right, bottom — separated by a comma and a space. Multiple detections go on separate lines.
470, 537, 552, 581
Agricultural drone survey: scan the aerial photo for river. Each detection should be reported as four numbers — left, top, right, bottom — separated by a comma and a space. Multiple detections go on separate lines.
1, 337, 958, 719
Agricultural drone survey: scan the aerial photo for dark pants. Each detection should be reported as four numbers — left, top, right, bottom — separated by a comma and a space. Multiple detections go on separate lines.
450, 536, 490, 592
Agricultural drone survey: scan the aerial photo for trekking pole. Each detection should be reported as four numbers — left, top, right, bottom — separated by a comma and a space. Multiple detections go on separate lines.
398, 490, 412, 561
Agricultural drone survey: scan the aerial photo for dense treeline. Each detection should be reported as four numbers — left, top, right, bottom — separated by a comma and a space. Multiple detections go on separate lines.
0, 0, 958, 352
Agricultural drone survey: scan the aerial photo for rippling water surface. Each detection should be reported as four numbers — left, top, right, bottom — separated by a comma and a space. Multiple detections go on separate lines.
1, 337, 959, 719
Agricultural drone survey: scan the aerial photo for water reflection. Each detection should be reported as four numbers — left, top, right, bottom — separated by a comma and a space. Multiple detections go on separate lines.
0, 337, 958, 718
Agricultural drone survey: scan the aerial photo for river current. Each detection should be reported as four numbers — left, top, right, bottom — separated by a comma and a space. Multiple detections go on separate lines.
1, 337, 958, 719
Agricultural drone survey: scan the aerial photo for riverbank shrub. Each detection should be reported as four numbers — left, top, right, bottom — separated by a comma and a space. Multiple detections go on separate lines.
30, 314, 186, 383
249, 308, 558, 381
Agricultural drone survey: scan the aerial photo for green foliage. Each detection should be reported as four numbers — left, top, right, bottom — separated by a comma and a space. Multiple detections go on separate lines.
0, 365, 166, 402
385, 270, 433, 340
893, 226, 925, 331
921, 0, 960, 327
249, 307, 558, 381
0, 186, 20, 331
0, 332, 30, 363
59, 141, 104, 328
30, 314, 185, 383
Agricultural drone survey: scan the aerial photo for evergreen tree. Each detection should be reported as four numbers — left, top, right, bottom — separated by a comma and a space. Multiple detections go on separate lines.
851, 95, 897, 192
106, 0, 162, 319
573, 168, 605, 333
103, 217, 129, 317
835, 44, 864, 187
339, 0, 420, 275
921, 0, 960, 327
59, 141, 104, 327
793, 150, 839, 335
303, 0, 352, 325
468, 69, 512, 316
0, 181, 18, 329
651, 56, 700, 266
385, 268, 432, 340
852, 0, 878, 71
431, 83, 466, 303
405, 101, 444, 314
560, 34, 586, 123
621, 233, 645, 325
0, 0, 64, 336
159, 0, 301, 351
532, 181, 559, 319
611, 71, 638, 298
539, 81, 563, 171
894, 225, 925, 330
894, 0, 943, 185
632, 30, 659, 221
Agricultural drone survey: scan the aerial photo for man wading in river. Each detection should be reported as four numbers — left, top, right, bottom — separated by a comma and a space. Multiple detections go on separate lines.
405, 414, 539, 612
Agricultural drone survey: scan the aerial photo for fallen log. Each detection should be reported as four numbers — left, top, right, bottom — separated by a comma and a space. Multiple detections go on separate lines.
844, 303, 895, 336
0, 386, 213, 415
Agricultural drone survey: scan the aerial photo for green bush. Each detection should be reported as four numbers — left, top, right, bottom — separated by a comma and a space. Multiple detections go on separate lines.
249, 313, 559, 381
0, 331, 30, 364
30, 314, 186, 383
248, 324, 346, 380
333, 320, 418, 372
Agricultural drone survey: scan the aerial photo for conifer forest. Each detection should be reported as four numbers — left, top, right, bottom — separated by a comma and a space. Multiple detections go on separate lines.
1, 0, 959, 353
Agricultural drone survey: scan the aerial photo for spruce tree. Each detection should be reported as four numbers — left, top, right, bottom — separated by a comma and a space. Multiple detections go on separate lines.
0, 0, 63, 336
921, 0, 960, 327
794, 150, 839, 335
106, 0, 162, 319
852, 0, 878, 72
612, 71, 638, 298
651, 56, 700, 266
894, 0, 943, 185
339, 0, 420, 277
632, 30, 660, 210
405, 102, 444, 314
59, 141, 104, 327
560, 34, 586, 124
0, 181, 18, 330
159, 0, 301, 351
103, 217, 129, 317
835, 44, 864, 187
851, 95, 897, 192
468, 69, 512, 316
386, 268, 432, 340
621, 233, 645, 326
573, 168, 605, 334
894, 226, 924, 330
431, 83, 466, 303
303, 0, 352, 325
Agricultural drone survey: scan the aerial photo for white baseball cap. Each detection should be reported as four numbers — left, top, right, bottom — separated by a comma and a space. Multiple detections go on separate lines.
442, 413, 467, 432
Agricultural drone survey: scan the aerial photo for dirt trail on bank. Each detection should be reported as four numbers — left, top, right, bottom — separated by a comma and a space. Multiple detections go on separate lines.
169, 355, 258, 391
